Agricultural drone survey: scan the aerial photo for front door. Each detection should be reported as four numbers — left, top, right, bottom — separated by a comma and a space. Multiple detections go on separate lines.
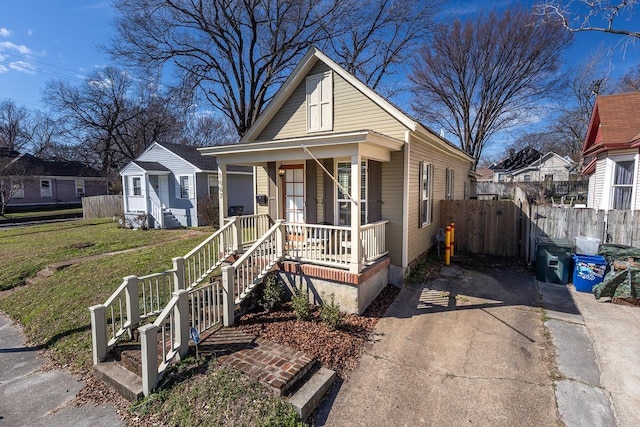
283, 165, 304, 223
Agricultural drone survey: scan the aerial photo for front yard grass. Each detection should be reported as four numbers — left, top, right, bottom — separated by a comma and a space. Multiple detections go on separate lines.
0, 218, 203, 291
0, 219, 305, 426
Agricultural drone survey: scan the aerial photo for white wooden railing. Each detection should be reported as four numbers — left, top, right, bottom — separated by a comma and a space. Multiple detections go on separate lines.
284, 223, 351, 268
138, 289, 189, 396
90, 218, 240, 366
189, 281, 222, 335
360, 220, 389, 263
225, 213, 271, 246
221, 220, 284, 310
150, 200, 164, 229
183, 219, 237, 289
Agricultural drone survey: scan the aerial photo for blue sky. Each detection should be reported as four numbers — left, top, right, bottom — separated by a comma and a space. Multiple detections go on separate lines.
0, 0, 639, 157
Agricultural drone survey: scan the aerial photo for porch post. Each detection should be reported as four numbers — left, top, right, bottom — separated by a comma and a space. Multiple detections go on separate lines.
172, 257, 185, 291
139, 323, 158, 396
218, 163, 228, 228
173, 289, 190, 360
221, 265, 235, 327
350, 154, 362, 273
89, 304, 107, 364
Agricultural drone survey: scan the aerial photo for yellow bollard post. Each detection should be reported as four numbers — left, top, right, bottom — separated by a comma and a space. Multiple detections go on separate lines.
450, 222, 455, 257
445, 225, 451, 266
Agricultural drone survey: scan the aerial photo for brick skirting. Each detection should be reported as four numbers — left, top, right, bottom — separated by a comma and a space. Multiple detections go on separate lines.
275, 256, 390, 286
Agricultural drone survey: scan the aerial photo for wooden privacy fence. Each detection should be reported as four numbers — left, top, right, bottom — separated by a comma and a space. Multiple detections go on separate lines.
83, 195, 123, 219
441, 200, 640, 263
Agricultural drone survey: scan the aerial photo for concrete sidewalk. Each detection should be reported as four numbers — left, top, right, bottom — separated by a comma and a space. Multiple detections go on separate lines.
0, 313, 122, 427
541, 281, 640, 427
317, 264, 560, 426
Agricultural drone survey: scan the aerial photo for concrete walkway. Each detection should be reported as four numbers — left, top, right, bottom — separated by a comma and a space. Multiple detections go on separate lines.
318, 262, 640, 426
0, 313, 122, 427
541, 281, 640, 427
317, 264, 560, 426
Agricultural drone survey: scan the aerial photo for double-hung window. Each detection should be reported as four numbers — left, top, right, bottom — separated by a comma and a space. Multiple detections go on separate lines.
419, 162, 433, 227
40, 179, 52, 198
179, 176, 190, 199
336, 161, 367, 226
75, 180, 85, 197
612, 160, 635, 210
306, 71, 333, 132
11, 179, 24, 198
132, 177, 142, 196
208, 175, 218, 196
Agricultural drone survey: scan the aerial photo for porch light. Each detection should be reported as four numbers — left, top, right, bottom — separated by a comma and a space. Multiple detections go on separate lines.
278, 167, 285, 177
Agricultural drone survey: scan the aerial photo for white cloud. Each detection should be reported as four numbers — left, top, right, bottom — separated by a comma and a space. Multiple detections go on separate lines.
0, 28, 10, 38
0, 41, 32, 55
9, 61, 36, 74
27, 28, 33, 36
0, 64, 8, 73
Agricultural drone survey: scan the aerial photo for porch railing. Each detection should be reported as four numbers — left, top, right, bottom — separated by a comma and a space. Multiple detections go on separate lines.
225, 213, 272, 246
361, 220, 389, 263
150, 200, 164, 229
221, 220, 284, 318
284, 223, 351, 268
90, 217, 239, 365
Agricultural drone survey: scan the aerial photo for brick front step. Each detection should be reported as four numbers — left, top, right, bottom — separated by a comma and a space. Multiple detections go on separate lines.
199, 328, 316, 397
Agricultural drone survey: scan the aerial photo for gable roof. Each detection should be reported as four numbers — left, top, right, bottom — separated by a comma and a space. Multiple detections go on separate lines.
583, 92, 640, 156
0, 148, 102, 177
239, 47, 472, 163
155, 141, 220, 171
491, 146, 542, 172
133, 161, 171, 172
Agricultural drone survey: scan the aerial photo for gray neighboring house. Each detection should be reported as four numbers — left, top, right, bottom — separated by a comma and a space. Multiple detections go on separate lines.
0, 148, 107, 210
120, 141, 253, 228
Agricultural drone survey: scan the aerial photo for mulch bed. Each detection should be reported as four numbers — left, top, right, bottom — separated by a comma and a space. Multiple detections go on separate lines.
236, 285, 400, 378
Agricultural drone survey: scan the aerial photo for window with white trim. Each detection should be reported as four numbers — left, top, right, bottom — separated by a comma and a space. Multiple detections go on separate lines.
75, 180, 85, 197
208, 175, 218, 196
179, 176, 190, 199
445, 167, 455, 200
612, 160, 634, 210
497, 172, 505, 182
336, 161, 367, 226
10, 179, 24, 198
523, 174, 531, 182
40, 179, 52, 198
306, 71, 333, 132
132, 177, 142, 196
419, 162, 433, 227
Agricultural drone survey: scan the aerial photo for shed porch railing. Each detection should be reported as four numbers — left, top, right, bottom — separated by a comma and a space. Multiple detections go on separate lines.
90, 214, 387, 396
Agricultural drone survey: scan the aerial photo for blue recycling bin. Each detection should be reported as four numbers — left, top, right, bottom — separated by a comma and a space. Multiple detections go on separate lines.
572, 254, 607, 293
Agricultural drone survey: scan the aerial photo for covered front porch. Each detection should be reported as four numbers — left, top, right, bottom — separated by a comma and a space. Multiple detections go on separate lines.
204, 130, 403, 275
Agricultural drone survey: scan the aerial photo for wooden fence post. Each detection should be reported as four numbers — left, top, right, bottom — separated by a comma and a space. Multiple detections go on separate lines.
174, 290, 190, 360
124, 275, 139, 339
172, 257, 185, 291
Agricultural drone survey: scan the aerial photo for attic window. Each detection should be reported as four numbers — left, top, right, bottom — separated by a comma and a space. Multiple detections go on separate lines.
306, 71, 333, 132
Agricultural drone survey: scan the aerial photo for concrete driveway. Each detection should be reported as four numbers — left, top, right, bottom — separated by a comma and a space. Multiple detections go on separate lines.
317, 260, 640, 427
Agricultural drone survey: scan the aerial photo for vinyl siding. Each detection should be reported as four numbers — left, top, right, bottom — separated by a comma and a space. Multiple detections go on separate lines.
593, 156, 606, 209
316, 165, 324, 222
380, 150, 406, 266
256, 61, 408, 141
255, 165, 270, 216
138, 144, 200, 175
406, 133, 473, 265
228, 174, 254, 215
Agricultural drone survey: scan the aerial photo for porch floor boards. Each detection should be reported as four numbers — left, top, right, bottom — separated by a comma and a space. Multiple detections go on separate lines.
198, 327, 315, 396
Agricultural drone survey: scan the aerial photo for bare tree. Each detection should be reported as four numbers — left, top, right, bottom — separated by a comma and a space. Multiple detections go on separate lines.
44, 66, 181, 178
536, 0, 640, 38
0, 100, 32, 151
409, 8, 571, 166
617, 62, 640, 91
109, 0, 439, 137
181, 114, 237, 147
328, 0, 441, 94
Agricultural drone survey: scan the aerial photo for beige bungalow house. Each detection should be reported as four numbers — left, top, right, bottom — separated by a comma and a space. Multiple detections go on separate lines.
200, 48, 474, 313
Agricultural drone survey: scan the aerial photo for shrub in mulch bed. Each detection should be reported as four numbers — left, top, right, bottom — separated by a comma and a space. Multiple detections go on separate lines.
236, 285, 400, 378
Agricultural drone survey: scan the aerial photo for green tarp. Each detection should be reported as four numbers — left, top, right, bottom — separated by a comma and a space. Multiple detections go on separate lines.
593, 244, 640, 300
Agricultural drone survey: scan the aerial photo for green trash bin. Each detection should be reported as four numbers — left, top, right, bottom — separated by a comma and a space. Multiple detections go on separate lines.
536, 237, 573, 284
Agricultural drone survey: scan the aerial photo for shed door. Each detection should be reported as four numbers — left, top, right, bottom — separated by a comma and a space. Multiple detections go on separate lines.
283, 165, 304, 223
